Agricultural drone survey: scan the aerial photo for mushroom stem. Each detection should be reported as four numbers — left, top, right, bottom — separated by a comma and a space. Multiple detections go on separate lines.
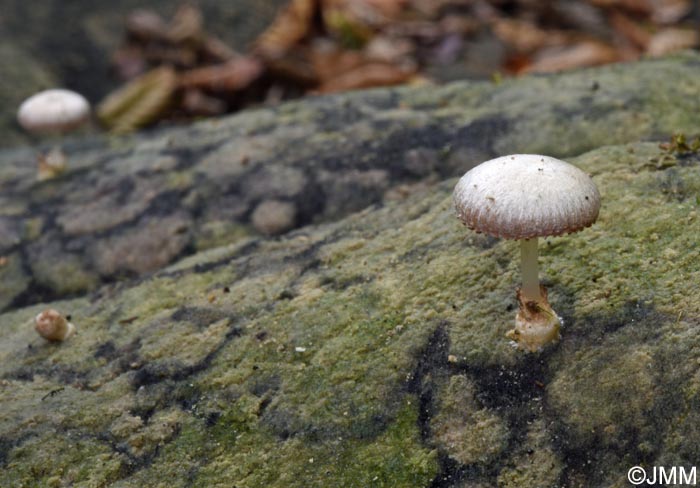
37, 146, 68, 181
520, 238, 541, 301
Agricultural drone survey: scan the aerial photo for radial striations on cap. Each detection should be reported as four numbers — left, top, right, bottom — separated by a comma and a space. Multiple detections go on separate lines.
453, 154, 601, 239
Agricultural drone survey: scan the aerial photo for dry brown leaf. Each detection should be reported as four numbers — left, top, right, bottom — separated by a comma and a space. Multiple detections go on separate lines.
440, 14, 479, 36
524, 41, 620, 74
322, 0, 394, 25
97, 66, 178, 134
168, 4, 204, 44
647, 28, 698, 56
492, 18, 569, 53
309, 41, 365, 81
254, 0, 319, 59
586, 0, 654, 16
178, 58, 263, 91
364, 35, 415, 63
504, 53, 532, 74
202, 36, 239, 63
316, 61, 416, 93
142, 44, 198, 68
651, 0, 691, 24
364, 0, 408, 18
608, 10, 651, 50
264, 49, 318, 85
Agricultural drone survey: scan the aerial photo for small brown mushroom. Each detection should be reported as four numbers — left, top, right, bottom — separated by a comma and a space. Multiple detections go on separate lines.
35, 309, 75, 342
453, 154, 600, 351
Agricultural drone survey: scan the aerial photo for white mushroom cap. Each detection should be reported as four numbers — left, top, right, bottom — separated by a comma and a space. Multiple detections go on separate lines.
17, 89, 90, 134
453, 154, 600, 239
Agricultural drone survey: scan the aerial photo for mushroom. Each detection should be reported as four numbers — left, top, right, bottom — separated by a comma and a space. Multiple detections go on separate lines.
453, 154, 600, 352
17, 89, 91, 180
34, 309, 75, 342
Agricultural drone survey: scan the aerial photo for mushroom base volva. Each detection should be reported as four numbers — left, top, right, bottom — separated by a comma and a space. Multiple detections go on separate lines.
506, 286, 561, 352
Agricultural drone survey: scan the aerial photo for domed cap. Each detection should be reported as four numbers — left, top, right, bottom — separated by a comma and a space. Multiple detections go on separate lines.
17, 89, 90, 134
453, 154, 600, 239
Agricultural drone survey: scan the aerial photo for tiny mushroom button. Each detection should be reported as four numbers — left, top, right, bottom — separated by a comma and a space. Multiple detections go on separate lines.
35, 309, 75, 342
453, 154, 600, 352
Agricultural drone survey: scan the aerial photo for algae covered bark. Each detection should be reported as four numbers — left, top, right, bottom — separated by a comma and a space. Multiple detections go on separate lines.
1, 138, 700, 486
4, 52, 700, 312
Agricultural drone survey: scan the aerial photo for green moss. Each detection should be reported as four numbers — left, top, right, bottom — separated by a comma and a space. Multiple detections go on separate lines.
192, 398, 436, 488
431, 375, 508, 465
29, 253, 99, 296
497, 420, 562, 488
4, 433, 125, 487
194, 221, 253, 252
23, 217, 45, 241
0, 252, 30, 310
2, 135, 700, 485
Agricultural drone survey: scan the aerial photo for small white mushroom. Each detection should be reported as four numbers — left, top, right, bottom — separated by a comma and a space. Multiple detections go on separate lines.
35, 309, 75, 342
17, 89, 91, 180
453, 154, 600, 351
18, 89, 90, 135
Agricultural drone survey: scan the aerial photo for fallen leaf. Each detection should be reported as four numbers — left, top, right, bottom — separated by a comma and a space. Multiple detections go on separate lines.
364, 35, 415, 63
167, 4, 204, 44
309, 40, 365, 81
364, 0, 408, 18
316, 61, 416, 92
179, 57, 263, 91
142, 44, 198, 69
322, 0, 397, 25
524, 41, 619, 74
504, 53, 532, 74
263, 49, 318, 85
647, 27, 698, 56
97, 66, 178, 133
202, 36, 239, 63
586, 0, 654, 16
440, 14, 479, 36
254, 0, 319, 59
608, 10, 651, 50
492, 18, 569, 53
651, 0, 692, 24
